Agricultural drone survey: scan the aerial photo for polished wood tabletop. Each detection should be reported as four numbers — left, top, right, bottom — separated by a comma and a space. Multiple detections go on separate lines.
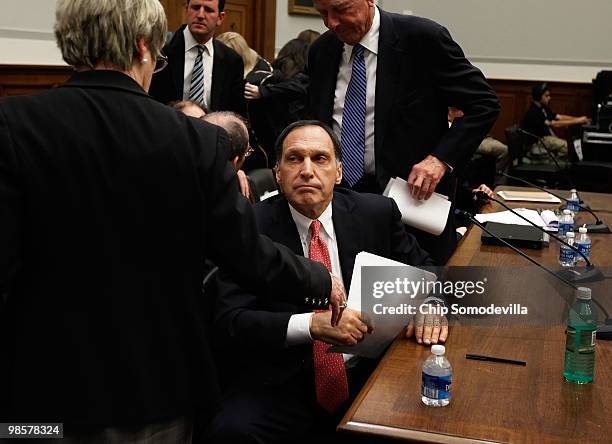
338, 186, 612, 443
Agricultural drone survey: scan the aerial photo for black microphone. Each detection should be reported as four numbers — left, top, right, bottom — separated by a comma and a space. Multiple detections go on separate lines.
456, 208, 612, 340
473, 190, 603, 284
498, 170, 610, 233
517, 127, 578, 192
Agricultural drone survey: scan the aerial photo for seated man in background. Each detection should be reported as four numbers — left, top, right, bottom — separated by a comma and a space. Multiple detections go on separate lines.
205, 121, 444, 444
202, 111, 254, 202
521, 83, 591, 164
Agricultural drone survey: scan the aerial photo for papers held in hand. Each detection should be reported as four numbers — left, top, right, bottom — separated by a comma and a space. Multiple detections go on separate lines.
329, 252, 437, 359
383, 177, 451, 235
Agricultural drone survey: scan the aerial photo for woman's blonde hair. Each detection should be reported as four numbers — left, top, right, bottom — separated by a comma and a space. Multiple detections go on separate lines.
216, 32, 260, 79
55, 0, 167, 71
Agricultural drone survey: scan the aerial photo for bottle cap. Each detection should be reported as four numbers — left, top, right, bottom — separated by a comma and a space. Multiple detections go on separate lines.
563, 209, 571, 215
431, 345, 445, 356
567, 231, 575, 238
570, 188, 577, 193
579, 227, 587, 233
577, 287, 591, 300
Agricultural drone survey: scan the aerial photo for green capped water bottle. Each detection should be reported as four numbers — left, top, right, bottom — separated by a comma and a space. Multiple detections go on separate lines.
563, 287, 597, 384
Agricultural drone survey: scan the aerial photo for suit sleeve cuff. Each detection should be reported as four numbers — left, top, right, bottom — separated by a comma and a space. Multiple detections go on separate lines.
286, 312, 314, 346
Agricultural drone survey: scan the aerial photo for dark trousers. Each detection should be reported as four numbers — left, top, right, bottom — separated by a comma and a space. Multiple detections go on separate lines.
202, 359, 377, 444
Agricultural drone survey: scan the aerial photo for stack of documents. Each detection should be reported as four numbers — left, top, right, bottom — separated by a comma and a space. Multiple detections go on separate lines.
476, 209, 559, 231
383, 177, 451, 235
496, 190, 561, 203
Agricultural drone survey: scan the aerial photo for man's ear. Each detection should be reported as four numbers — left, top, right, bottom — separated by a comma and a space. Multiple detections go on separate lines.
217, 11, 225, 26
335, 161, 343, 184
137, 38, 149, 64
275, 163, 282, 184
231, 156, 240, 168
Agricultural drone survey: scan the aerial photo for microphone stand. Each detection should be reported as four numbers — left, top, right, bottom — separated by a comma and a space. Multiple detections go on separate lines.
518, 128, 577, 192
457, 209, 612, 340
475, 191, 604, 284
498, 171, 610, 233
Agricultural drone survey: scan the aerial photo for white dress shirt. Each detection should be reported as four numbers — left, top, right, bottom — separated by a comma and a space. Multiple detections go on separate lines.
285, 202, 344, 346
332, 6, 380, 176
182, 27, 214, 108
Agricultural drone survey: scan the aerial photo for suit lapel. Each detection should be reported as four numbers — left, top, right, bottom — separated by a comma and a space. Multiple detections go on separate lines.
210, 40, 225, 111
316, 37, 343, 125
331, 192, 361, 292
374, 11, 401, 163
167, 27, 187, 100
270, 199, 303, 256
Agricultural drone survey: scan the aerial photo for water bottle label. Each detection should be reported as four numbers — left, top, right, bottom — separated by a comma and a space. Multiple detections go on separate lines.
421, 373, 452, 400
559, 222, 572, 236
577, 242, 591, 258
560, 246, 575, 263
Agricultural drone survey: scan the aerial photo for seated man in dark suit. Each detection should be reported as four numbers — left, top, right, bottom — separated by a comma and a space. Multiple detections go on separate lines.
205, 120, 446, 443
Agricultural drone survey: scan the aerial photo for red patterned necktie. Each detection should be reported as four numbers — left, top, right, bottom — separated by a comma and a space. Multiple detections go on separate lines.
309, 219, 349, 413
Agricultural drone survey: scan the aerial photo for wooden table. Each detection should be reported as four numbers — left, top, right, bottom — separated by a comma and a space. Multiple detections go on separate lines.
338, 187, 612, 443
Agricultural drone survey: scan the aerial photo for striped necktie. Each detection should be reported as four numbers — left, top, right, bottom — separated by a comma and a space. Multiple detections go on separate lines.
188, 45, 205, 106
340, 44, 367, 187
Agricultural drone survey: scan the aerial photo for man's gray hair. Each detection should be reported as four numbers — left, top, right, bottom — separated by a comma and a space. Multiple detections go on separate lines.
202, 112, 250, 161
55, 0, 167, 70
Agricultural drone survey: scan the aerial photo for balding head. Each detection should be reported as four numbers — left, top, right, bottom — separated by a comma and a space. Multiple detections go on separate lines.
202, 111, 250, 169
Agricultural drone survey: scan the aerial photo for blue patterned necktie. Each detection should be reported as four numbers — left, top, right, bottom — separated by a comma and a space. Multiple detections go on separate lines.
340, 44, 367, 187
188, 45, 205, 106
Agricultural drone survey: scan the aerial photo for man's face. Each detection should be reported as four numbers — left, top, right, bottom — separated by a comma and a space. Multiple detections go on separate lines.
540, 90, 551, 106
313, 0, 375, 45
186, 0, 224, 44
276, 125, 342, 219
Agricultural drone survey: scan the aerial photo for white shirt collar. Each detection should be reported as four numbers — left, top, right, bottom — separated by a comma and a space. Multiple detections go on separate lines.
342, 6, 380, 62
288, 201, 335, 244
183, 26, 214, 54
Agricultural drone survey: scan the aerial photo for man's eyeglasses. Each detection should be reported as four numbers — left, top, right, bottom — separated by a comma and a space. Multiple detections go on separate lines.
244, 145, 255, 158
154, 52, 168, 74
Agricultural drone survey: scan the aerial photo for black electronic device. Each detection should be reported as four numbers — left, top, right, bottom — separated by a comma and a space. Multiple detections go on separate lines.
457, 209, 612, 340
480, 222, 546, 249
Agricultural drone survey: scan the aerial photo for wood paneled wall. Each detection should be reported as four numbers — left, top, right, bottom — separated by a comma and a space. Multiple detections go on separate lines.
488, 79, 593, 142
0, 66, 595, 143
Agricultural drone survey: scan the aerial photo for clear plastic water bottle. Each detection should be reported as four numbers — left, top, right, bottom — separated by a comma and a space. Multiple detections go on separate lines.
575, 226, 591, 265
421, 345, 452, 407
568, 189, 580, 213
559, 231, 576, 267
563, 287, 597, 384
558, 209, 574, 237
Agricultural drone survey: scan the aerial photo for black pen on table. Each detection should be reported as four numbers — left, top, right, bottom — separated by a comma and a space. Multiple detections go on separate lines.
466, 353, 527, 366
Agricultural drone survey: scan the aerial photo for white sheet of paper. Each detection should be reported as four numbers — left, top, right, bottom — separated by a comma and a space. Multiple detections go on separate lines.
383, 177, 451, 235
475, 208, 558, 232
496, 190, 561, 204
329, 252, 437, 359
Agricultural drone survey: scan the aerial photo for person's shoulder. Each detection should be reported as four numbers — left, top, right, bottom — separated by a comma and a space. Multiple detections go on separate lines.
333, 188, 394, 213
309, 30, 340, 53
213, 39, 242, 63
380, 9, 447, 40
253, 194, 287, 224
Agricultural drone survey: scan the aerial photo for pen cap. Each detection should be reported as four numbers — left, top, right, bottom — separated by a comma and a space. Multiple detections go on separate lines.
431, 345, 445, 356
576, 287, 591, 300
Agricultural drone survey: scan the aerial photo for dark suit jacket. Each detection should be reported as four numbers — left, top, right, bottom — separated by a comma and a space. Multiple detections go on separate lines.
149, 25, 246, 115
213, 189, 433, 387
0, 70, 330, 426
308, 10, 500, 263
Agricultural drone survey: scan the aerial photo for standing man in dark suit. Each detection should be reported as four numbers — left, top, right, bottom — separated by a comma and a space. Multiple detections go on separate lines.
308, 0, 501, 263
206, 121, 444, 443
149, 0, 245, 115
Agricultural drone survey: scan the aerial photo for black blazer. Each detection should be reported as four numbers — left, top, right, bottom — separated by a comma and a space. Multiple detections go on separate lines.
213, 189, 433, 387
307, 10, 500, 263
0, 70, 330, 426
149, 25, 246, 115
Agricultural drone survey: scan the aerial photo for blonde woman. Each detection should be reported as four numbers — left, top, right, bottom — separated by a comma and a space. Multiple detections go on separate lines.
216, 31, 272, 83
